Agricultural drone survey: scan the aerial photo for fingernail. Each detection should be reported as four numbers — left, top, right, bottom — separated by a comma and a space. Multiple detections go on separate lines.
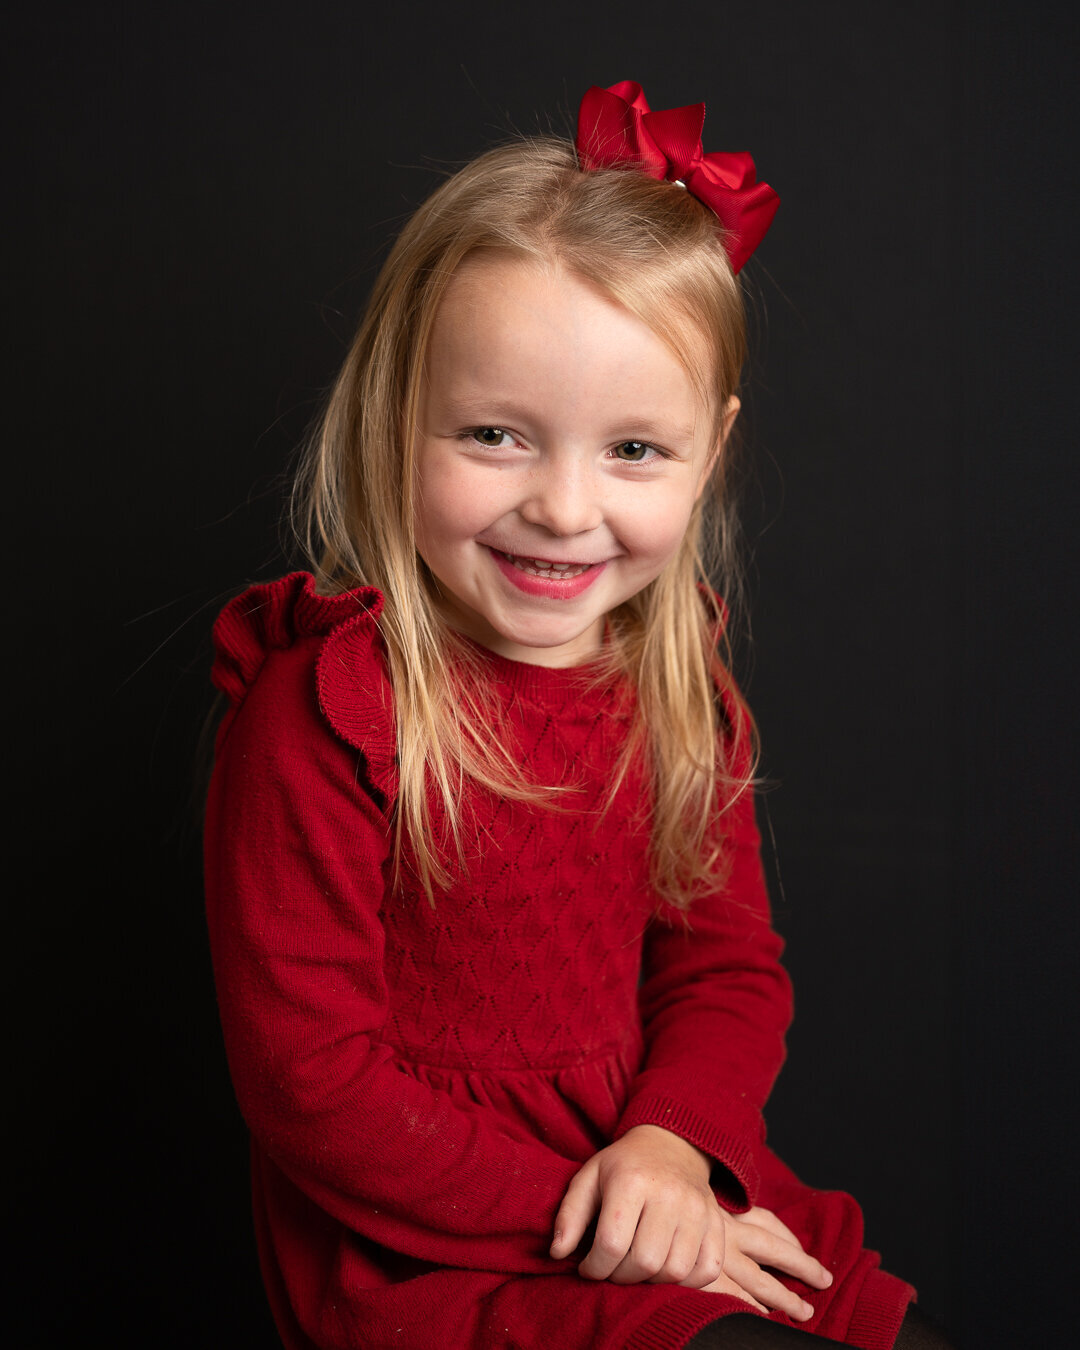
823, 1269, 833, 1287
801, 1301, 815, 1319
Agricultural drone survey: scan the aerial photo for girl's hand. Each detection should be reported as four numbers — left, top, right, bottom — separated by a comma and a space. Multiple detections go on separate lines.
697, 1206, 833, 1320
551, 1125, 723, 1287
550, 1126, 831, 1321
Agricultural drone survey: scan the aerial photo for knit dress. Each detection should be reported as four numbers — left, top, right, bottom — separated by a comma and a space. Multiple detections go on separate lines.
204, 573, 915, 1350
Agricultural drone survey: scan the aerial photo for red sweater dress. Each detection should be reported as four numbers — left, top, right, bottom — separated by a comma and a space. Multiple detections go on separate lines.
204, 573, 914, 1350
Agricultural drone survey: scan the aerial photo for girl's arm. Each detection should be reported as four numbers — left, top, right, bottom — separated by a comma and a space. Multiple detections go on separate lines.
204, 642, 580, 1275
612, 764, 792, 1212
547, 722, 824, 1312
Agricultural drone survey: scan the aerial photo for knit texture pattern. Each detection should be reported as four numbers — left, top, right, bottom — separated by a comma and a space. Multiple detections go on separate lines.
204, 574, 915, 1350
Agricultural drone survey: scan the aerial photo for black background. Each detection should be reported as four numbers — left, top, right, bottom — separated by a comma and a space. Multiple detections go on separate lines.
8, 3, 1077, 1347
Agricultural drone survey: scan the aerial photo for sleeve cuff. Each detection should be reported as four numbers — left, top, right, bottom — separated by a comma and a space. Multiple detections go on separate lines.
613, 1092, 761, 1211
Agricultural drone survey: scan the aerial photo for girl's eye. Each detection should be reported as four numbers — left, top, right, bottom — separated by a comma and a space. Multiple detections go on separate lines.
613, 441, 656, 463
469, 427, 512, 447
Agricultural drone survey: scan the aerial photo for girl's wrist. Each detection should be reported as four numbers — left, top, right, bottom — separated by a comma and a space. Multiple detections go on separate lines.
620, 1123, 713, 1183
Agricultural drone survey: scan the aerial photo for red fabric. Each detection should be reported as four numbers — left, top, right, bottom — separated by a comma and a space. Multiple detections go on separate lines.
575, 81, 780, 274
204, 573, 915, 1349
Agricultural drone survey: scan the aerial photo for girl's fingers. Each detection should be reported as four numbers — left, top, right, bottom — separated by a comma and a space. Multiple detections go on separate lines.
550, 1161, 601, 1259
728, 1218, 832, 1290
577, 1203, 643, 1281
723, 1251, 818, 1322
673, 1231, 726, 1289
605, 1213, 674, 1285
608, 1201, 702, 1285
575, 1176, 651, 1280
733, 1206, 803, 1251
657, 1217, 711, 1286
699, 1270, 770, 1315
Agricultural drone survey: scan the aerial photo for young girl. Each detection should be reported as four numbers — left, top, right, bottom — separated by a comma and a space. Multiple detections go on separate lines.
204, 82, 951, 1350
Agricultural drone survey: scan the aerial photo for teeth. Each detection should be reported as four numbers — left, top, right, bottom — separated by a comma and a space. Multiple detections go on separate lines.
501, 552, 590, 579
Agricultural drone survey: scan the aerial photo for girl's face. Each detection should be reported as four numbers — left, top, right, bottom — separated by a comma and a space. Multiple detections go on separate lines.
414, 255, 736, 667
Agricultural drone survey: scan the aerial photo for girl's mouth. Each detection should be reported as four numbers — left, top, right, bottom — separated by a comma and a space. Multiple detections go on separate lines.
488, 547, 606, 599
498, 551, 592, 579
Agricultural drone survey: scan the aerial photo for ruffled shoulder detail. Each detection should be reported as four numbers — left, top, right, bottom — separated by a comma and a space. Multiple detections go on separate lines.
211, 572, 383, 702
211, 572, 396, 800
315, 604, 397, 801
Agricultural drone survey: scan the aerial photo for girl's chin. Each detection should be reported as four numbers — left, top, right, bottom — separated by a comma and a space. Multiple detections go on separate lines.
474, 617, 607, 668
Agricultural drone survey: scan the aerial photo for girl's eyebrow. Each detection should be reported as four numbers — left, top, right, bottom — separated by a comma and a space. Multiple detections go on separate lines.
613, 416, 698, 447
434, 393, 528, 422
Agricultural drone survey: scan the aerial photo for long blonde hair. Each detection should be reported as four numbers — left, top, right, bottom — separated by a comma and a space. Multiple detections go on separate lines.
293, 136, 756, 909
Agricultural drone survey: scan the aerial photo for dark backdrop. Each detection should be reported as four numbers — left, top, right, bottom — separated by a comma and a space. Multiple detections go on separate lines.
9, 3, 1077, 1347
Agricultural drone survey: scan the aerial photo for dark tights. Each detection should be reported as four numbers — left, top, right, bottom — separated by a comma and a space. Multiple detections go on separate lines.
685, 1303, 957, 1349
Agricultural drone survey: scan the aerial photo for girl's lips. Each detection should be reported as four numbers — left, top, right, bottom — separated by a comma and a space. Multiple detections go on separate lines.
488, 547, 607, 599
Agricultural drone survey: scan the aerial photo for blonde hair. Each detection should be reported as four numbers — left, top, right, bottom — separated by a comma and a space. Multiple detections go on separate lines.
293, 136, 756, 909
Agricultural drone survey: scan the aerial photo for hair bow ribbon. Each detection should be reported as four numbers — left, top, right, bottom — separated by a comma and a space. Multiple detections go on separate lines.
575, 80, 779, 274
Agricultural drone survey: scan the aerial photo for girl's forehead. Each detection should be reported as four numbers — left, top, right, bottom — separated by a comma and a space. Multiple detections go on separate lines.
427, 253, 720, 421
439, 253, 569, 313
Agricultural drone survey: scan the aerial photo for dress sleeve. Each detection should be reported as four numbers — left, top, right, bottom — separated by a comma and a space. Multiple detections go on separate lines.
612, 727, 792, 1213
203, 641, 580, 1274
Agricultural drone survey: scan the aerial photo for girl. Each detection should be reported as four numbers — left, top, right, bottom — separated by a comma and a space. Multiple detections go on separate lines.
204, 82, 950, 1350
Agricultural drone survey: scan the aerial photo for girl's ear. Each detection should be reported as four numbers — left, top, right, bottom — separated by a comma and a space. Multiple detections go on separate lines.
695, 396, 740, 501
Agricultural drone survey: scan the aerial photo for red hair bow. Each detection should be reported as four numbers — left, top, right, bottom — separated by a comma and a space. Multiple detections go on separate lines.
575, 80, 779, 274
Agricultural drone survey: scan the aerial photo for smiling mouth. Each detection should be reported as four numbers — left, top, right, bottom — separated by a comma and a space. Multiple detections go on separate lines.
498, 551, 593, 580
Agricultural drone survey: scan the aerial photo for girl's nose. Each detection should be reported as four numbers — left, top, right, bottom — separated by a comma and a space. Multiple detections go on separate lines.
518, 461, 604, 537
